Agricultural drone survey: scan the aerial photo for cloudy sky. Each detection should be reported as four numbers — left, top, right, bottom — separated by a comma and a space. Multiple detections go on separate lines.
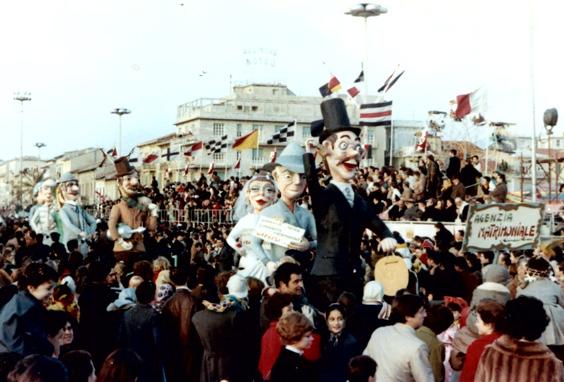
1, 0, 562, 161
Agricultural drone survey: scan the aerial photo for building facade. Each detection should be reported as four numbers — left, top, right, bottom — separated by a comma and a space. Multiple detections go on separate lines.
137, 83, 388, 187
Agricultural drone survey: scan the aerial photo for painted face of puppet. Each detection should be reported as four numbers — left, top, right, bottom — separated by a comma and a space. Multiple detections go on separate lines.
38, 182, 54, 205
62, 180, 80, 202
119, 172, 141, 197
323, 131, 364, 183
246, 179, 276, 214
273, 166, 306, 203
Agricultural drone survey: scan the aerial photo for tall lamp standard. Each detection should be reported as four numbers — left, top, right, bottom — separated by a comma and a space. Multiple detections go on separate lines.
345, 3, 387, 95
543, 108, 558, 202
35, 142, 46, 170
111, 108, 131, 155
13, 92, 32, 207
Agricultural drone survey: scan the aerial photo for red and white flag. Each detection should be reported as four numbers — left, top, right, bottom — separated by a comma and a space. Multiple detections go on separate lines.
207, 161, 215, 175
269, 148, 277, 163
453, 89, 486, 119
184, 141, 203, 157
232, 158, 241, 170
347, 86, 360, 98
143, 153, 159, 164
359, 101, 392, 127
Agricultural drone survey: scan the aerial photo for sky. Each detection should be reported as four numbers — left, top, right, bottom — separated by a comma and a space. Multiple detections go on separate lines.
1, 0, 563, 162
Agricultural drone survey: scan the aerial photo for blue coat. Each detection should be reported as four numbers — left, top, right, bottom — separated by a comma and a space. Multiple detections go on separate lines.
0, 291, 53, 356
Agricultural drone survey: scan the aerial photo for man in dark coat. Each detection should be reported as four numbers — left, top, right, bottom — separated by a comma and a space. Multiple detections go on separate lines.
304, 98, 396, 311
459, 158, 482, 197
446, 149, 461, 179
424, 154, 440, 199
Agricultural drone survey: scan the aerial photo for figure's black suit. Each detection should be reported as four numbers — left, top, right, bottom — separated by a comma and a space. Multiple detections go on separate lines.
303, 153, 393, 310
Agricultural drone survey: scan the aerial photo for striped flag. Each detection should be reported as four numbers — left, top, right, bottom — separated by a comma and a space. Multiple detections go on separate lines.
267, 121, 296, 144
207, 161, 215, 175
359, 101, 392, 127
269, 148, 277, 163
377, 69, 404, 93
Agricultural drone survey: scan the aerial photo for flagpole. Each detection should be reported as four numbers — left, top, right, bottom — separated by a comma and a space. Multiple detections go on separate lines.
528, 0, 537, 202
389, 120, 394, 167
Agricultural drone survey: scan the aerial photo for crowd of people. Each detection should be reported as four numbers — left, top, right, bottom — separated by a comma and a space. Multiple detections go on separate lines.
0, 92, 563, 382
0, 160, 562, 381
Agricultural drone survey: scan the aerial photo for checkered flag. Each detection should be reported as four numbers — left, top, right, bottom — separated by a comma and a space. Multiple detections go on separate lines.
205, 135, 229, 155
266, 121, 296, 144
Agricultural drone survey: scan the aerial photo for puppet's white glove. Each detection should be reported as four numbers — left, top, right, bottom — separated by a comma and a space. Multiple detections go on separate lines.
117, 238, 133, 251
378, 237, 397, 253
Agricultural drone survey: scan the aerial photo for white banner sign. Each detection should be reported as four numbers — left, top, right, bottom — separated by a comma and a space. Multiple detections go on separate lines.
252, 216, 305, 248
463, 203, 544, 251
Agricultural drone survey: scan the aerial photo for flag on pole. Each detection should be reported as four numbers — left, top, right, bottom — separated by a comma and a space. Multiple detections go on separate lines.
266, 121, 296, 144
383, 70, 404, 92
377, 68, 397, 93
205, 135, 229, 155
232, 130, 258, 151
453, 89, 486, 119
354, 70, 364, 83
232, 157, 241, 169
143, 153, 159, 164
207, 161, 215, 175
270, 148, 277, 163
184, 141, 203, 157
184, 162, 190, 175
106, 147, 118, 157
319, 76, 342, 97
359, 101, 392, 127
347, 87, 360, 98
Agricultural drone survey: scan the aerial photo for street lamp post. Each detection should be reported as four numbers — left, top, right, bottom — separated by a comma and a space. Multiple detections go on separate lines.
35, 142, 46, 170
111, 108, 131, 155
346, 3, 387, 167
543, 108, 558, 202
14, 92, 32, 208
346, 3, 387, 95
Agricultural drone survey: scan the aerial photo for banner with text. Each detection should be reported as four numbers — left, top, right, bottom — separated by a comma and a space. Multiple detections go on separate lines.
463, 203, 544, 251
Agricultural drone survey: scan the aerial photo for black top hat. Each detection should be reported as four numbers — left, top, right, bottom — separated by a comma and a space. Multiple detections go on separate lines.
114, 156, 136, 177
311, 98, 361, 143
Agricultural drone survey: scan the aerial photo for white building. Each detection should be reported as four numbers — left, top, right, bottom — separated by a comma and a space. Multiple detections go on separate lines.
138, 83, 388, 186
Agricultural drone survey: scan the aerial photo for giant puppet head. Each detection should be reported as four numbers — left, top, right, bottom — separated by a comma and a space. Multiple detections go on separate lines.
34, 179, 56, 205
311, 98, 364, 183
56, 173, 80, 206
232, 173, 277, 221
114, 156, 142, 198
264, 143, 306, 203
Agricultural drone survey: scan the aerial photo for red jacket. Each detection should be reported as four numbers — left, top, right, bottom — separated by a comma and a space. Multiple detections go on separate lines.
459, 332, 501, 382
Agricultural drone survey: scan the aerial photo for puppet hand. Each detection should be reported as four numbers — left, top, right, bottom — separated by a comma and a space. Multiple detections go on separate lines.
147, 203, 158, 217
305, 138, 317, 155
118, 238, 133, 251
288, 237, 310, 251
378, 238, 397, 253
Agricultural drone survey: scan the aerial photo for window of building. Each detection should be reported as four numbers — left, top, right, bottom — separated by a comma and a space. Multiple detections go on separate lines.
367, 131, 375, 143
237, 105, 243, 111
252, 106, 258, 112
252, 148, 262, 160
213, 123, 224, 136
302, 126, 310, 139
236, 124, 243, 137
213, 152, 224, 161
252, 124, 263, 136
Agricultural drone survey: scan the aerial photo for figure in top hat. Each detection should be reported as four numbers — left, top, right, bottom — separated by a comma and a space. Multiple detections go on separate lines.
304, 97, 397, 310
108, 156, 158, 268
260, 142, 317, 267
55, 173, 97, 254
